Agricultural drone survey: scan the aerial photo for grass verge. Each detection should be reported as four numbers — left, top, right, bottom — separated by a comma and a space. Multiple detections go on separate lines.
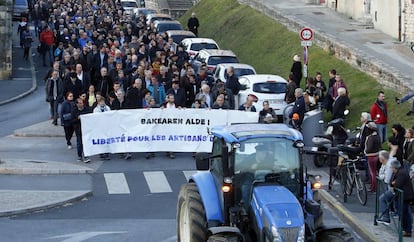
179, 0, 412, 133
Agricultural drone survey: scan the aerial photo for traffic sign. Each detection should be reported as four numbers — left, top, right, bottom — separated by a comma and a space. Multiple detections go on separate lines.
411, 43, 414, 53
299, 27, 313, 41
301, 41, 313, 46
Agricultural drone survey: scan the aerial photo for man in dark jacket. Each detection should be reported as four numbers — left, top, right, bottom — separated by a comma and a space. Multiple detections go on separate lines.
71, 98, 91, 163
45, 70, 64, 125
289, 88, 306, 131
377, 160, 414, 237
166, 80, 186, 108
124, 78, 145, 109
187, 12, 200, 37
225, 66, 241, 96
285, 73, 297, 104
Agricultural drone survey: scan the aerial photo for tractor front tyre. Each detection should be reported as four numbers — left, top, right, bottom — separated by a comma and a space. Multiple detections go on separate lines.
317, 229, 354, 242
177, 183, 208, 242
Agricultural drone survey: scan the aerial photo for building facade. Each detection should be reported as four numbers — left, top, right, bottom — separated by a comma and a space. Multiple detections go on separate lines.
324, 0, 414, 42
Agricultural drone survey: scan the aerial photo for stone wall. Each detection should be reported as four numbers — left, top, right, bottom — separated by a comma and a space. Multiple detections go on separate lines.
403, 0, 414, 42
0, 0, 12, 80
238, 0, 411, 93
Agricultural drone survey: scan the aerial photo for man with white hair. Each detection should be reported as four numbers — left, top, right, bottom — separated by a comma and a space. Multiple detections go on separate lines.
289, 88, 306, 131
187, 12, 200, 36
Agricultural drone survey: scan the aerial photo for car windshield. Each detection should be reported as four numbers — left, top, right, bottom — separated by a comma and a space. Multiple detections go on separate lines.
253, 82, 286, 94
172, 35, 194, 44
207, 56, 238, 66
122, 2, 138, 7
190, 43, 218, 51
234, 68, 255, 77
234, 137, 300, 197
158, 24, 183, 33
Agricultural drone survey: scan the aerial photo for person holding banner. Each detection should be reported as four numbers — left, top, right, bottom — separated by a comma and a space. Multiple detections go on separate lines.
72, 98, 91, 163
163, 93, 178, 159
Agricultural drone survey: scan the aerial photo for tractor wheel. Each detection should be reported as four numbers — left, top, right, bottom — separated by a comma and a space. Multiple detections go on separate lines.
313, 155, 326, 167
317, 229, 354, 242
177, 183, 207, 242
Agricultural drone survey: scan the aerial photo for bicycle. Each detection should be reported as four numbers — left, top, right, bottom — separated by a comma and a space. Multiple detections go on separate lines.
328, 151, 368, 206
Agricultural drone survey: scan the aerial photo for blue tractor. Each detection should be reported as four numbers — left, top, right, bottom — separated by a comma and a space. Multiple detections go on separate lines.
177, 123, 353, 242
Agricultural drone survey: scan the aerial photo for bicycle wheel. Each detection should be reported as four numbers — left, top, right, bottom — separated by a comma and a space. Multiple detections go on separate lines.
339, 168, 347, 203
328, 166, 336, 190
355, 172, 368, 206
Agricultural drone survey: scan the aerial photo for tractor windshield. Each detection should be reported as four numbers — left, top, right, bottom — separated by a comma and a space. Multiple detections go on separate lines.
234, 137, 301, 201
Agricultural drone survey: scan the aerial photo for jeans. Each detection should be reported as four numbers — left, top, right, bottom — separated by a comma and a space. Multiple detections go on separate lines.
379, 190, 395, 220
74, 126, 83, 157
42, 45, 54, 66
376, 124, 387, 143
400, 92, 414, 111
50, 100, 62, 124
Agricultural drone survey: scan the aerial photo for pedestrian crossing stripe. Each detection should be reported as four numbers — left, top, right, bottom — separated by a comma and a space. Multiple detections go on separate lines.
102, 170, 198, 195
104, 173, 131, 194
144, 171, 172, 193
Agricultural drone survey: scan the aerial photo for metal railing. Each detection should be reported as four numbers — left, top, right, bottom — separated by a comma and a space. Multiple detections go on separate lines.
374, 177, 404, 242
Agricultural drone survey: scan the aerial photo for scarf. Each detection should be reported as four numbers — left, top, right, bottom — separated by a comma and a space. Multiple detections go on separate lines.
376, 99, 387, 117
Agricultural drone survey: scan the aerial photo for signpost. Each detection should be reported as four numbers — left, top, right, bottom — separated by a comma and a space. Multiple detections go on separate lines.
299, 27, 313, 78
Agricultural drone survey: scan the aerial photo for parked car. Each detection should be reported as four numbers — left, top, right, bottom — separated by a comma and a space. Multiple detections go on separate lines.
212, 63, 256, 82
146, 13, 173, 26
190, 49, 239, 74
13, 0, 28, 21
180, 38, 220, 59
153, 20, 183, 34
166, 30, 196, 44
238, 74, 287, 119
120, 0, 139, 16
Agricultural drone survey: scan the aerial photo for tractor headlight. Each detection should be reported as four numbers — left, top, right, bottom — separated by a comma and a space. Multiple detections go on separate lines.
297, 224, 305, 242
271, 226, 282, 242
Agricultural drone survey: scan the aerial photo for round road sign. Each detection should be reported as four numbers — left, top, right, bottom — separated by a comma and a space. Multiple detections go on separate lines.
300, 27, 313, 41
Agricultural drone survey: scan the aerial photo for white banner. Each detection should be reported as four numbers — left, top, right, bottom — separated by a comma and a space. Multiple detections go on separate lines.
81, 109, 258, 156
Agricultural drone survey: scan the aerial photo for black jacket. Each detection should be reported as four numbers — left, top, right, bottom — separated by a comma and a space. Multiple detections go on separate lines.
391, 167, 414, 201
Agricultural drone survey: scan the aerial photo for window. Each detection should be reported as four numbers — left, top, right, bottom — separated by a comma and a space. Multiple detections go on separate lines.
253, 82, 286, 94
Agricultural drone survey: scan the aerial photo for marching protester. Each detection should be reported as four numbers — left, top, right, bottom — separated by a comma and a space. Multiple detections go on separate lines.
72, 98, 91, 163
93, 98, 111, 160
60, 92, 75, 150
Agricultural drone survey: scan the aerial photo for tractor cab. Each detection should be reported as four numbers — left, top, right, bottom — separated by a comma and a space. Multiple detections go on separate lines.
233, 137, 302, 208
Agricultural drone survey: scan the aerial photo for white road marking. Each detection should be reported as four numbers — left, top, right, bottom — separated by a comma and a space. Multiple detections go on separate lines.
144, 171, 172, 193
104, 173, 131, 194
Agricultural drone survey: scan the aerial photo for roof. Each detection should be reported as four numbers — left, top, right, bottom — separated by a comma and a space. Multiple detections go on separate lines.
215, 63, 255, 69
199, 49, 236, 57
166, 30, 196, 36
181, 38, 218, 44
238, 74, 287, 83
210, 123, 303, 143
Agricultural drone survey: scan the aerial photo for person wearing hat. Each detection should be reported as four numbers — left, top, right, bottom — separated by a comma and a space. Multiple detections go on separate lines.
377, 159, 414, 237
290, 54, 303, 88
364, 121, 381, 192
